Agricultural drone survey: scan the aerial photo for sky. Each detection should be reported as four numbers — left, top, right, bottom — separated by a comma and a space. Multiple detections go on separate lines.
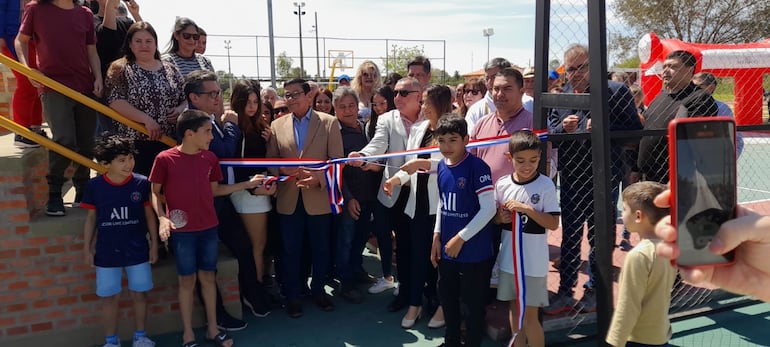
134, 0, 624, 82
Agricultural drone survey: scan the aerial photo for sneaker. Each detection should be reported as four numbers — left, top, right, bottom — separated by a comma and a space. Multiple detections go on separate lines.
13, 134, 40, 148
216, 313, 248, 331
72, 191, 85, 208
46, 197, 66, 216
576, 288, 597, 313
243, 296, 270, 318
132, 336, 156, 347
368, 277, 396, 294
619, 239, 633, 252
543, 294, 576, 315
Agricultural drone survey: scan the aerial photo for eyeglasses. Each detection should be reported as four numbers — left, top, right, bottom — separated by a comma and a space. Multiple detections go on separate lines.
273, 107, 289, 114
565, 63, 589, 74
394, 90, 418, 97
181, 32, 201, 41
196, 90, 221, 98
464, 89, 481, 96
284, 91, 305, 100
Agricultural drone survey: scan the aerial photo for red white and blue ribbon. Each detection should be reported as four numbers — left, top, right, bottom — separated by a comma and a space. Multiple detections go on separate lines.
323, 162, 345, 214
507, 213, 526, 347
218, 131, 549, 215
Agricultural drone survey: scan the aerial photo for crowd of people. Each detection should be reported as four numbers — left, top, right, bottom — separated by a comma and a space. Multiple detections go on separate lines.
2, 1, 769, 347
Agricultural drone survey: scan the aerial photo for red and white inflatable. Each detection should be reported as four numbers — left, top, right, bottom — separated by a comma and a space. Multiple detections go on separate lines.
638, 32, 770, 125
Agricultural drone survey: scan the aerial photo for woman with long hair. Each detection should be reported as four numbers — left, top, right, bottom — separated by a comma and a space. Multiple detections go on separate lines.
105, 21, 186, 176
366, 86, 396, 139
313, 88, 334, 115
228, 80, 273, 317
161, 17, 213, 77
351, 60, 382, 122
384, 84, 453, 329
459, 77, 486, 117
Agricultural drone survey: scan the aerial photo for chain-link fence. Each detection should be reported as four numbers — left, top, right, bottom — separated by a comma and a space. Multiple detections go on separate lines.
535, 0, 769, 344
201, 34, 446, 86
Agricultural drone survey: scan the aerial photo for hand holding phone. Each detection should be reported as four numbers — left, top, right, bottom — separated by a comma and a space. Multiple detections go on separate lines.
668, 117, 737, 267
654, 191, 770, 302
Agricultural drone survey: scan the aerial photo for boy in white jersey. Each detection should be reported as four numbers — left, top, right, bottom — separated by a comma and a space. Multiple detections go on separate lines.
495, 130, 560, 347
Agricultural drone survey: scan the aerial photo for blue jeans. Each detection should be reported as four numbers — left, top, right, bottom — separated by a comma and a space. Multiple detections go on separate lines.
171, 227, 219, 276
335, 200, 375, 286
279, 196, 332, 300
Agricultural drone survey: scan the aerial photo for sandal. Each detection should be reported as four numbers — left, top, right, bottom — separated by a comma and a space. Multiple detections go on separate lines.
182, 342, 198, 347
206, 332, 233, 347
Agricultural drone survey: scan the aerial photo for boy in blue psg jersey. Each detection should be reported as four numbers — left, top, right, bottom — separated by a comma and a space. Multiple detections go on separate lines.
495, 130, 560, 347
81, 134, 158, 347
430, 114, 496, 347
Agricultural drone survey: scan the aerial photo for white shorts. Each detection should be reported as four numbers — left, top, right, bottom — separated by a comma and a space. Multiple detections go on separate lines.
496, 272, 549, 307
230, 189, 272, 214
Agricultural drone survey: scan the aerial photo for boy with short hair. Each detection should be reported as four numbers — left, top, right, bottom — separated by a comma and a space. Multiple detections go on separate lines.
149, 110, 267, 347
431, 114, 496, 347
81, 134, 158, 347
495, 130, 560, 347
607, 181, 676, 347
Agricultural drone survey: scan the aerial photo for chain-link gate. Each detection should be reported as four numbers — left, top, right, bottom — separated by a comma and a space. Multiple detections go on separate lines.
533, 1, 767, 345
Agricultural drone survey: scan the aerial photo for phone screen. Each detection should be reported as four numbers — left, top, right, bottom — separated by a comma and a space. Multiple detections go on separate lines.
674, 120, 736, 266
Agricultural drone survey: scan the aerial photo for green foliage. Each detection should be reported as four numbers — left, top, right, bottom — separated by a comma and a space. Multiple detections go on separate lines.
381, 45, 425, 77
610, 0, 770, 64
277, 52, 293, 78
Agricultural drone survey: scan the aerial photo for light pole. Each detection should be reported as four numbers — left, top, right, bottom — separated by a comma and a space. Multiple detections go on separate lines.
224, 39, 233, 91
293, 2, 306, 78
313, 11, 320, 81
482, 28, 494, 63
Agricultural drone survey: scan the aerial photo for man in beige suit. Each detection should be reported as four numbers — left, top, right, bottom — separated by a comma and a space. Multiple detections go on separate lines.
266, 78, 344, 318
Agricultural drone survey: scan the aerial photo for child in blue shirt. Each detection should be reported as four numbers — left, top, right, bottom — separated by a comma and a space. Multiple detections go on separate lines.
431, 114, 496, 347
81, 134, 158, 347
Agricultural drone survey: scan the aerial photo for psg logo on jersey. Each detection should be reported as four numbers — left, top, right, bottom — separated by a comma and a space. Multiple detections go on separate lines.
130, 191, 142, 203
531, 194, 541, 204
456, 177, 467, 189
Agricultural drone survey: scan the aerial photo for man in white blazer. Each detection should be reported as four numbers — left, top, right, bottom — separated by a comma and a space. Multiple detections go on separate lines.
348, 77, 423, 312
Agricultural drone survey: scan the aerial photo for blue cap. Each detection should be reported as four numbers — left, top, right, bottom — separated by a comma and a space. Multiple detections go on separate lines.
337, 74, 351, 82
548, 70, 560, 80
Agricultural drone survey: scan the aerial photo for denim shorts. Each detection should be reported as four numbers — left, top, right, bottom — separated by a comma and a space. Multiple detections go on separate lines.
95, 262, 153, 297
170, 227, 219, 276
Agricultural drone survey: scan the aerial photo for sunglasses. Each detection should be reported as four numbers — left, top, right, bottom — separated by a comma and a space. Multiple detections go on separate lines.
274, 107, 289, 114
394, 90, 418, 97
181, 33, 201, 41
464, 89, 481, 96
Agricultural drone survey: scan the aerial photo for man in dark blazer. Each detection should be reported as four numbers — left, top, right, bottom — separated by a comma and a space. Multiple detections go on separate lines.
266, 78, 344, 318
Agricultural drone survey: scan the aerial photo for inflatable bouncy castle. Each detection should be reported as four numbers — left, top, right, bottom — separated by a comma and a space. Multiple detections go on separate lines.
638, 32, 770, 125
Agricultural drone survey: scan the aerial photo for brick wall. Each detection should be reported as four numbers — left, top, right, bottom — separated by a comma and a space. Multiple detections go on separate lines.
0, 145, 241, 345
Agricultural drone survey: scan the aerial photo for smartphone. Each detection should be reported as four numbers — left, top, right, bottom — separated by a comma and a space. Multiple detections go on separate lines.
668, 117, 737, 267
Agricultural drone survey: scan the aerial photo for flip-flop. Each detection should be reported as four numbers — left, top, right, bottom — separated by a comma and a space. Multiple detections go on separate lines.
206, 331, 233, 347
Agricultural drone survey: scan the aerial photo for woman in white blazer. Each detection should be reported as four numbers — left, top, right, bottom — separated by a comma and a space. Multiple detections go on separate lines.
384, 84, 453, 329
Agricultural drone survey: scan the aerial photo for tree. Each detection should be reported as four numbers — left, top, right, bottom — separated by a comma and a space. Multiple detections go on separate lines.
611, 0, 770, 61
277, 51, 293, 78
381, 44, 425, 77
